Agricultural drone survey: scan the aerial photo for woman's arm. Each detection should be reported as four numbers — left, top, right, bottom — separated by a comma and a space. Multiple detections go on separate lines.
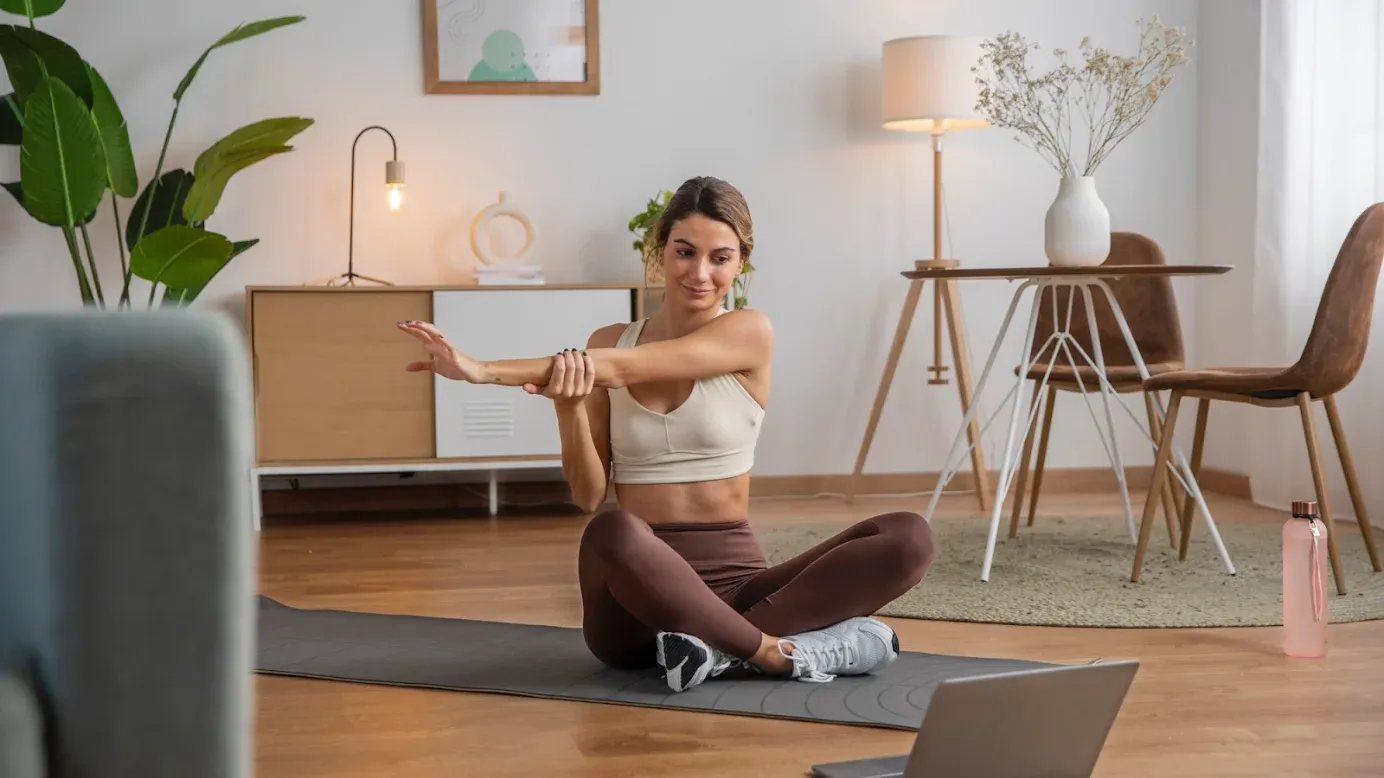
467, 309, 774, 389
555, 327, 619, 512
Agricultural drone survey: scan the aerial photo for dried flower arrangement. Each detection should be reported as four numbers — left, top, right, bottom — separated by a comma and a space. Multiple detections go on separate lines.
971, 17, 1192, 178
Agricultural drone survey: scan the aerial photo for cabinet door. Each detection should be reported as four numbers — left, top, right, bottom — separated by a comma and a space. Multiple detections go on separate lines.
432, 289, 634, 459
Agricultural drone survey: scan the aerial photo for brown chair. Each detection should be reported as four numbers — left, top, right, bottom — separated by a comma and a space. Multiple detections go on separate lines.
1133, 202, 1384, 594
1009, 232, 1189, 546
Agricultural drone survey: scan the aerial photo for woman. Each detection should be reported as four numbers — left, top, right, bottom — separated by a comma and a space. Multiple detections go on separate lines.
398, 176, 935, 693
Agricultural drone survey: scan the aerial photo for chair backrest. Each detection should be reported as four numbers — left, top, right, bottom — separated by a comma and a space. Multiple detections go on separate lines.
1290, 201, 1384, 397
1029, 232, 1185, 372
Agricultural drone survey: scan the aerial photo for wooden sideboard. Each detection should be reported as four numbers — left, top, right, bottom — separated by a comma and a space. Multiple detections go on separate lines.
245, 283, 650, 528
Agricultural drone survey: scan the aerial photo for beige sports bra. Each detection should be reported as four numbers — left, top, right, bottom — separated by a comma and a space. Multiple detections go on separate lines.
607, 317, 766, 484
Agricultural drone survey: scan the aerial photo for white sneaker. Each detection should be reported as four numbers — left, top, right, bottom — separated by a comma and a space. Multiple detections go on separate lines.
779, 617, 900, 683
655, 632, 744, 692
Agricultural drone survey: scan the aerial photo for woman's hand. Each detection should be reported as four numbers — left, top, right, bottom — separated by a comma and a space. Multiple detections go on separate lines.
398, 321, 489, 383
525, 349, 594, 408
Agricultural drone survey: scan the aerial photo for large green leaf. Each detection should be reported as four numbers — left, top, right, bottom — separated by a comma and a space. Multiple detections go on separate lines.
160, 238, 258, 306
229, 238, 259, 259
174, 16, 304, 101
182, 145, 291, 224
2, 180, 22, 207
0, 92, 19, 144
193, 116, 313, 176
0, 25, 91, 106
130, 225, 233, 289
85, 63, 137, 197
125, 169, 194, 250
19, 75, 106, 227
0, 0, 65, 19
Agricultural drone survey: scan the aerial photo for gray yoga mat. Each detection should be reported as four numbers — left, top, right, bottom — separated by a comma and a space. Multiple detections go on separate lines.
256, 596, 1057, 731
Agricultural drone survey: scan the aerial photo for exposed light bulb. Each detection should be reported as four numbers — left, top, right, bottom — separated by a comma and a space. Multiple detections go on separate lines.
386, 183, 404, 212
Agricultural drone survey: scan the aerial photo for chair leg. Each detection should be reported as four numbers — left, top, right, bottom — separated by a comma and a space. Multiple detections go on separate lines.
1297, 393, 1348, 595
1132, 390, 1183, 582
1322, 394, 1382, 572
1178, 398, 1210, 561
1025, 385, 1057, 526
1143, 393, 1180, 549
1008, 382, 1041, 539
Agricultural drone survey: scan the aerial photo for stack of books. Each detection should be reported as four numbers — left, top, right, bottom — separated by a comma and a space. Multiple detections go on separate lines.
475, 265, 545, 286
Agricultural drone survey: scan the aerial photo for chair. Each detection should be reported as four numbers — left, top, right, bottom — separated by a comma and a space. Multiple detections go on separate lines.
1008, 232, 1189, 546
1133, 202, 1384, 594
0, 311, 255, 778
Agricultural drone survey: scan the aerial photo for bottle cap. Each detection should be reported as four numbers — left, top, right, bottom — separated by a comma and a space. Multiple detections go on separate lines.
1292, 500, 1319, 517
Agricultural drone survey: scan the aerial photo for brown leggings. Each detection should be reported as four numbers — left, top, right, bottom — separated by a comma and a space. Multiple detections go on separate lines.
578, 509, 935, 669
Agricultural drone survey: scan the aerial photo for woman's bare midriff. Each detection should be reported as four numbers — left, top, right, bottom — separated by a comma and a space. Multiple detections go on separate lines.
613, 473, 752, 525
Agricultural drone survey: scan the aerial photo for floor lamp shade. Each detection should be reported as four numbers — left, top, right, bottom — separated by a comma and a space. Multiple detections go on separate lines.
881, 35, 989, 133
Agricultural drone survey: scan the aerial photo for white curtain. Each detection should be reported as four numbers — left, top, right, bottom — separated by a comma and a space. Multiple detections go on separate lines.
1253, 0, 1384, 522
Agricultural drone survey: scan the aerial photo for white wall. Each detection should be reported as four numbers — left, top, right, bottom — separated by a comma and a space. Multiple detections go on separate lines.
0, 0, 1201, 478
1193, 0, 1261, 478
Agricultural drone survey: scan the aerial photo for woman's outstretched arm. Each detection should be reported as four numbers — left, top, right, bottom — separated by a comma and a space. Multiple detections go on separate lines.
398, 309, 772, 389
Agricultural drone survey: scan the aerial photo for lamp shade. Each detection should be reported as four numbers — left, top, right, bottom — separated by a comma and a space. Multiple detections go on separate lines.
881, 35, 989, 133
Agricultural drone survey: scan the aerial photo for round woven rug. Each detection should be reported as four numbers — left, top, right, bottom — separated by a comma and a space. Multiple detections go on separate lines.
757, 515, 1384, 628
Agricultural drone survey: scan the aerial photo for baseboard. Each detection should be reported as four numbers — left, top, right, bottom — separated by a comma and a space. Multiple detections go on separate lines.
259, 466, 1254, 518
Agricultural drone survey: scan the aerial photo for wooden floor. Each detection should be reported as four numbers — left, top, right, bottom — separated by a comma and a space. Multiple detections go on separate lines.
255, 491, 1384, 778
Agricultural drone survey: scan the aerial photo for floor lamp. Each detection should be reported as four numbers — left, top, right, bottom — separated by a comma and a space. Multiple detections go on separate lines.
317, 125, 406, 287
848, 35, 992, 509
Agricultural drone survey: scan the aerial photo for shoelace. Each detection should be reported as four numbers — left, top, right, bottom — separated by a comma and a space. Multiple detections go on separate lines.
778, 638, 855, 683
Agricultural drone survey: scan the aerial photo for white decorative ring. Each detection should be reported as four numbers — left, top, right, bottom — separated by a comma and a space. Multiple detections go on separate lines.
470, 191, 537, 266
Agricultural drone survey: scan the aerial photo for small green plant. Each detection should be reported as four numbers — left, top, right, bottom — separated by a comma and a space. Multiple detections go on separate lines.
628, 188, 672, 256
0, 0, 312, 308
627, 187, 754, 310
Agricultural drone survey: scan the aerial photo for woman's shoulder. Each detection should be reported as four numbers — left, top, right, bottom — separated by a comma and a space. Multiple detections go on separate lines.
710, 308, 773, 347
587, 321, 631, 349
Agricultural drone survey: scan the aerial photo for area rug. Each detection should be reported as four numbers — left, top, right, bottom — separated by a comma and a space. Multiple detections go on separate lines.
757, 516, 1384, 628
255, 596, 1060, 730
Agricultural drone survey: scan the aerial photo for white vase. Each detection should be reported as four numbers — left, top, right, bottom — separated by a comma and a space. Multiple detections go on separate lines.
1044, 176, 1111, 267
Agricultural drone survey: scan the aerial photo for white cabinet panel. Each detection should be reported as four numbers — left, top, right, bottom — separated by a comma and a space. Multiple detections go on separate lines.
433, 289, 634, 458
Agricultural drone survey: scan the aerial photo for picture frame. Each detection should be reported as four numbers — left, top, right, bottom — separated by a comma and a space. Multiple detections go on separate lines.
421, 0, 600, 95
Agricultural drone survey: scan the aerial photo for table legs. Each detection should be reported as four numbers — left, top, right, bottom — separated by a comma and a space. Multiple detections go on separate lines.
920, 277, 1237, 582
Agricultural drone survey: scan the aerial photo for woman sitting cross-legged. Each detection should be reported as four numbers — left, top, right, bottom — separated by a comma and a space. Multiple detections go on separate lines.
398, 176, 935, 692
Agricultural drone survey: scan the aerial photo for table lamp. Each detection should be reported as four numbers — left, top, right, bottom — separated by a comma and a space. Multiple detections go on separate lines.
322, 124, 405, 287
849, 34, 992, 509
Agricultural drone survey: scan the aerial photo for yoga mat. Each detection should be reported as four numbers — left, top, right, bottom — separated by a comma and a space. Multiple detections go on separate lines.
256, 597, 1058, 731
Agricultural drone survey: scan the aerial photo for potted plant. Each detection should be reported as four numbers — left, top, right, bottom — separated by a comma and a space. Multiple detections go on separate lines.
972, 17, 1190, 267
627, 188, 753, 309
0, 0, 312, 308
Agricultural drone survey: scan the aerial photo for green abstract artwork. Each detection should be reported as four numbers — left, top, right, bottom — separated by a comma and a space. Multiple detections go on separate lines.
469, 29, 536, 82
426, 0, 596, 93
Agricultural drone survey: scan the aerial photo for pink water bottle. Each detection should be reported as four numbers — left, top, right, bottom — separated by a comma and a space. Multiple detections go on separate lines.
1283, 500, 1329, 657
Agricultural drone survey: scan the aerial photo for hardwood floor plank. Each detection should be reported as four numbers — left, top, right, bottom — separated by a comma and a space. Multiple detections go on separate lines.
255, 493, 1384, 777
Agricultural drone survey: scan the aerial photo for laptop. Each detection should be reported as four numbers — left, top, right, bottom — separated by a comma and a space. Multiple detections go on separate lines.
810, 660, 1139, 778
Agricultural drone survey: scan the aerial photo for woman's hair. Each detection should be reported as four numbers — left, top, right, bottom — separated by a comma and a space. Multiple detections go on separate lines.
641, 176, 754, 282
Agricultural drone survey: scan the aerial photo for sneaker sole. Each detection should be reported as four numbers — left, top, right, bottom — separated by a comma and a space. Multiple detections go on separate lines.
656, 633, 712, 693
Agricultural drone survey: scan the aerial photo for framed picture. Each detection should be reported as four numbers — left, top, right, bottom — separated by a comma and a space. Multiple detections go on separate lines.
422, 0, 600, 95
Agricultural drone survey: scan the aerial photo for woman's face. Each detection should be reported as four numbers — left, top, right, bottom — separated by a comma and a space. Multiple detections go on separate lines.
660, 213, 744, 312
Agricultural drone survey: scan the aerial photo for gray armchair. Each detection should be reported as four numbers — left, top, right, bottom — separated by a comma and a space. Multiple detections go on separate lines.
0, 311, 256, 778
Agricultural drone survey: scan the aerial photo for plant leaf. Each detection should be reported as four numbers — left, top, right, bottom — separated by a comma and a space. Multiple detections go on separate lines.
0, 0, 65, 19
182, 145, 291, 224
19, 75, 107, 227
0, 92, 20, 144
130, 224, 233, 290
193, 116, 313, 175
0, 25, 92, 106
161, 239, 255, 306
229, 238, 259, 259
125, 169, 195, 250
85, 62, 137, 197
174, 16, 305, 101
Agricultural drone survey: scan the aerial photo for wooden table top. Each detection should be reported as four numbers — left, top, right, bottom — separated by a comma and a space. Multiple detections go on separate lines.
901, 264, 1234, 280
